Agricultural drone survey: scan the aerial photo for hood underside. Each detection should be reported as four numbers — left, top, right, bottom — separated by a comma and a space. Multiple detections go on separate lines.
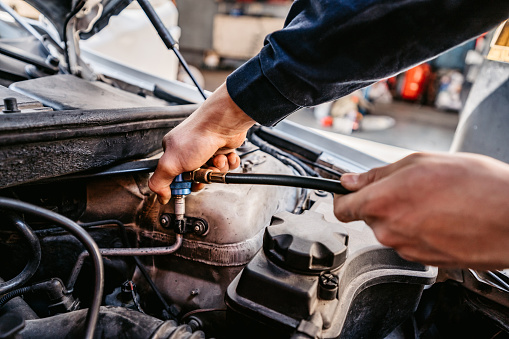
24, 0, 132, 39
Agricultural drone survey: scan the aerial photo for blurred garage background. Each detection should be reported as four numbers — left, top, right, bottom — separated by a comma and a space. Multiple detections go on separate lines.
4, 0, 508, 153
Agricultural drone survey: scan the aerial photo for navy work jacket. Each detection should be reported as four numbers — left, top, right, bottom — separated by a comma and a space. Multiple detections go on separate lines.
226, 0, 509, 126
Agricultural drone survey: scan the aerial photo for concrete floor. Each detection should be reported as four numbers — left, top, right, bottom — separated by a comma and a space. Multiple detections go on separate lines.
288, 103, 459, 152
201, 69, 459, 152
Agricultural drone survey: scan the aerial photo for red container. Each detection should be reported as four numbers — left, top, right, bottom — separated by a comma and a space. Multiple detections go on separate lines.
400, 63, 431, 101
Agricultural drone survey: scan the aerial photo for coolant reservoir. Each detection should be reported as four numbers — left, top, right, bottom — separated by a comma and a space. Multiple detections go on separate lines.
81, 0, 180, 80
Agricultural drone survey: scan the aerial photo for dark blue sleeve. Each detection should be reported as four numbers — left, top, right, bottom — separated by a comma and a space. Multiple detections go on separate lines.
226, 0, 509, 126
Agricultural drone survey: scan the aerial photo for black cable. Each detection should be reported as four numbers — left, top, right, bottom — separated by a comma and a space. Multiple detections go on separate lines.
252, 129, 344, 180
238, 148, 260, 158
250, 133, 319, 177
63, 0, 86, 74
0, 198, 103, 339
0, 214, 41, 295
78, 220, 174, 320
297, 157, 344, 178
137, 0, 207, 100
0, 43, 57, 74
250, 134, 316, 212
224, 173, 351, 195
0, 286, 31, 308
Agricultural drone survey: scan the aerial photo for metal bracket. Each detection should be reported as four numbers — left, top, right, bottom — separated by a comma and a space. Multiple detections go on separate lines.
159, 213, 208, 236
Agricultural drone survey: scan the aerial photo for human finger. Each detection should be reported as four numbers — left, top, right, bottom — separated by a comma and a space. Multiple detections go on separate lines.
227, 152, 240, 170
212, 155, 229, 172
340, 153, 425, 191
191, 182, 206, 192
148, 152, 176, 205
333, 189, 372, 222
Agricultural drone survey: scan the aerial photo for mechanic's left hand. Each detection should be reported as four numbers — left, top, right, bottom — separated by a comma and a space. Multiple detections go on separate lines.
334, 152, 509, 270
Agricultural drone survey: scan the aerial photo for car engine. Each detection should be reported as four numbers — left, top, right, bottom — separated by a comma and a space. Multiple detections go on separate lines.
0, 71, 440, 338
1, 2, 508, 339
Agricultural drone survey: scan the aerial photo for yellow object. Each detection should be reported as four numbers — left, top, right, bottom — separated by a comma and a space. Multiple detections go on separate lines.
487, 20, 509, 63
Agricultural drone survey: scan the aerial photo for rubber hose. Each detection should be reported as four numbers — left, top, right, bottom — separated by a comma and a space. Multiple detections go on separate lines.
0, 198, 103, 339
250, 133, 319, 177
0, 214, 41, 295
224, 173, 351, 195
250, 133, 312, 212
0, 286, 31, 308
253, 143, 309, 213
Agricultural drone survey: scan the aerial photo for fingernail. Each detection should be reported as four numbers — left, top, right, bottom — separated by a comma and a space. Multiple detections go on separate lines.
219, 160, 226, 168
158, 196, 169, 205
342, 173, 359, 187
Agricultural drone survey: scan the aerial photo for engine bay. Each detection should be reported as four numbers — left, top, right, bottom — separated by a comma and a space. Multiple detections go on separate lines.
0, 73, 439, 338
1, 3, 509, 339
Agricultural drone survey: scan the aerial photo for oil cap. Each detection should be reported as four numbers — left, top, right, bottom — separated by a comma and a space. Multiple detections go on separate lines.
263, 211, 348, 275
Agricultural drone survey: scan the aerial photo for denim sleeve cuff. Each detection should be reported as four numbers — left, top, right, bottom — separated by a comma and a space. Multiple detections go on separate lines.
226, 55, 300, 126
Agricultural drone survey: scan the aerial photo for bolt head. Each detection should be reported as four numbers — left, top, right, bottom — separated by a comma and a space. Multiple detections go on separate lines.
192, 220, 207, 235
159, 214, 172, 228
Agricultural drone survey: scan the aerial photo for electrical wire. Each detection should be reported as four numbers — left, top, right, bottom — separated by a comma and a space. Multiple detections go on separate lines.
249, 133, 313, 212
127, 280, 144, 313
238, 148, 260, 158
297, 157, 345, 178
63, 0, 86, 74
250, 133, 319, 177
0, 286, 31, 308
0, 214, 41, 295
0, 198, 103, 339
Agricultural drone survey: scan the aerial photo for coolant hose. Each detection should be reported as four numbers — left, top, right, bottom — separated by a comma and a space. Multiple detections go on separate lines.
0, 198, 103, 339
222, 173, 351, 195
0, 214, 41, 295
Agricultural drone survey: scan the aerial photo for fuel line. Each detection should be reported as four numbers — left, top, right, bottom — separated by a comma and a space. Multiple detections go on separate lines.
183, 169, 352, 195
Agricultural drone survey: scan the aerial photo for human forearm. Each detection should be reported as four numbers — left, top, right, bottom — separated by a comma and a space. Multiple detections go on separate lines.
228, 0, 509, 125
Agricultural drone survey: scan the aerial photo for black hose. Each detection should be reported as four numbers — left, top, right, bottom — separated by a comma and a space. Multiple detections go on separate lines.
137, 0, 207, 101
224, 173, 351, 195
250, 133, 319, 177
0, 198, 103, 339
250, 133, 313, 212
297, 157, 345, 178
79, 220, 174, 320
0, 286, 31, 308
0, 214, 41, 295
63, 0, 86, 74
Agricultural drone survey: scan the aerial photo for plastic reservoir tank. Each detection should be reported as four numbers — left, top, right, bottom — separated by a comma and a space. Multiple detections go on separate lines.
81, 0, 181, 81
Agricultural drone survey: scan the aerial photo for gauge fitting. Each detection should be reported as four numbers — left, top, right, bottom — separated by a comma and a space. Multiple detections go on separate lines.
183, 168, 226, 184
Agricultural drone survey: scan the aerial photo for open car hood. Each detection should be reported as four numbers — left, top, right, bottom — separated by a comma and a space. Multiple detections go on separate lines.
24, 0, 132, 39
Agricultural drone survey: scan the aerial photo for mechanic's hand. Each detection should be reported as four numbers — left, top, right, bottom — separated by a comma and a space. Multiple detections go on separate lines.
334, 152, 509, 269
149, 83, 255, 204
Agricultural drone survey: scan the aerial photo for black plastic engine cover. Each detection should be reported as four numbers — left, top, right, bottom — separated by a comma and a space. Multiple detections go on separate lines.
0, 75, 197, 188
226, 209, 437, 339
0, 104, 195, 188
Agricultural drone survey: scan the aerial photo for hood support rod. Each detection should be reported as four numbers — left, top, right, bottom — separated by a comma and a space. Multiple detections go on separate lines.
137, 0, 208, 101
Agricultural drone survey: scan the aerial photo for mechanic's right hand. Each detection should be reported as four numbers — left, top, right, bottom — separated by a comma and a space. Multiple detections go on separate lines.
149, 83, 256, 205
334, 152, 509, 269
